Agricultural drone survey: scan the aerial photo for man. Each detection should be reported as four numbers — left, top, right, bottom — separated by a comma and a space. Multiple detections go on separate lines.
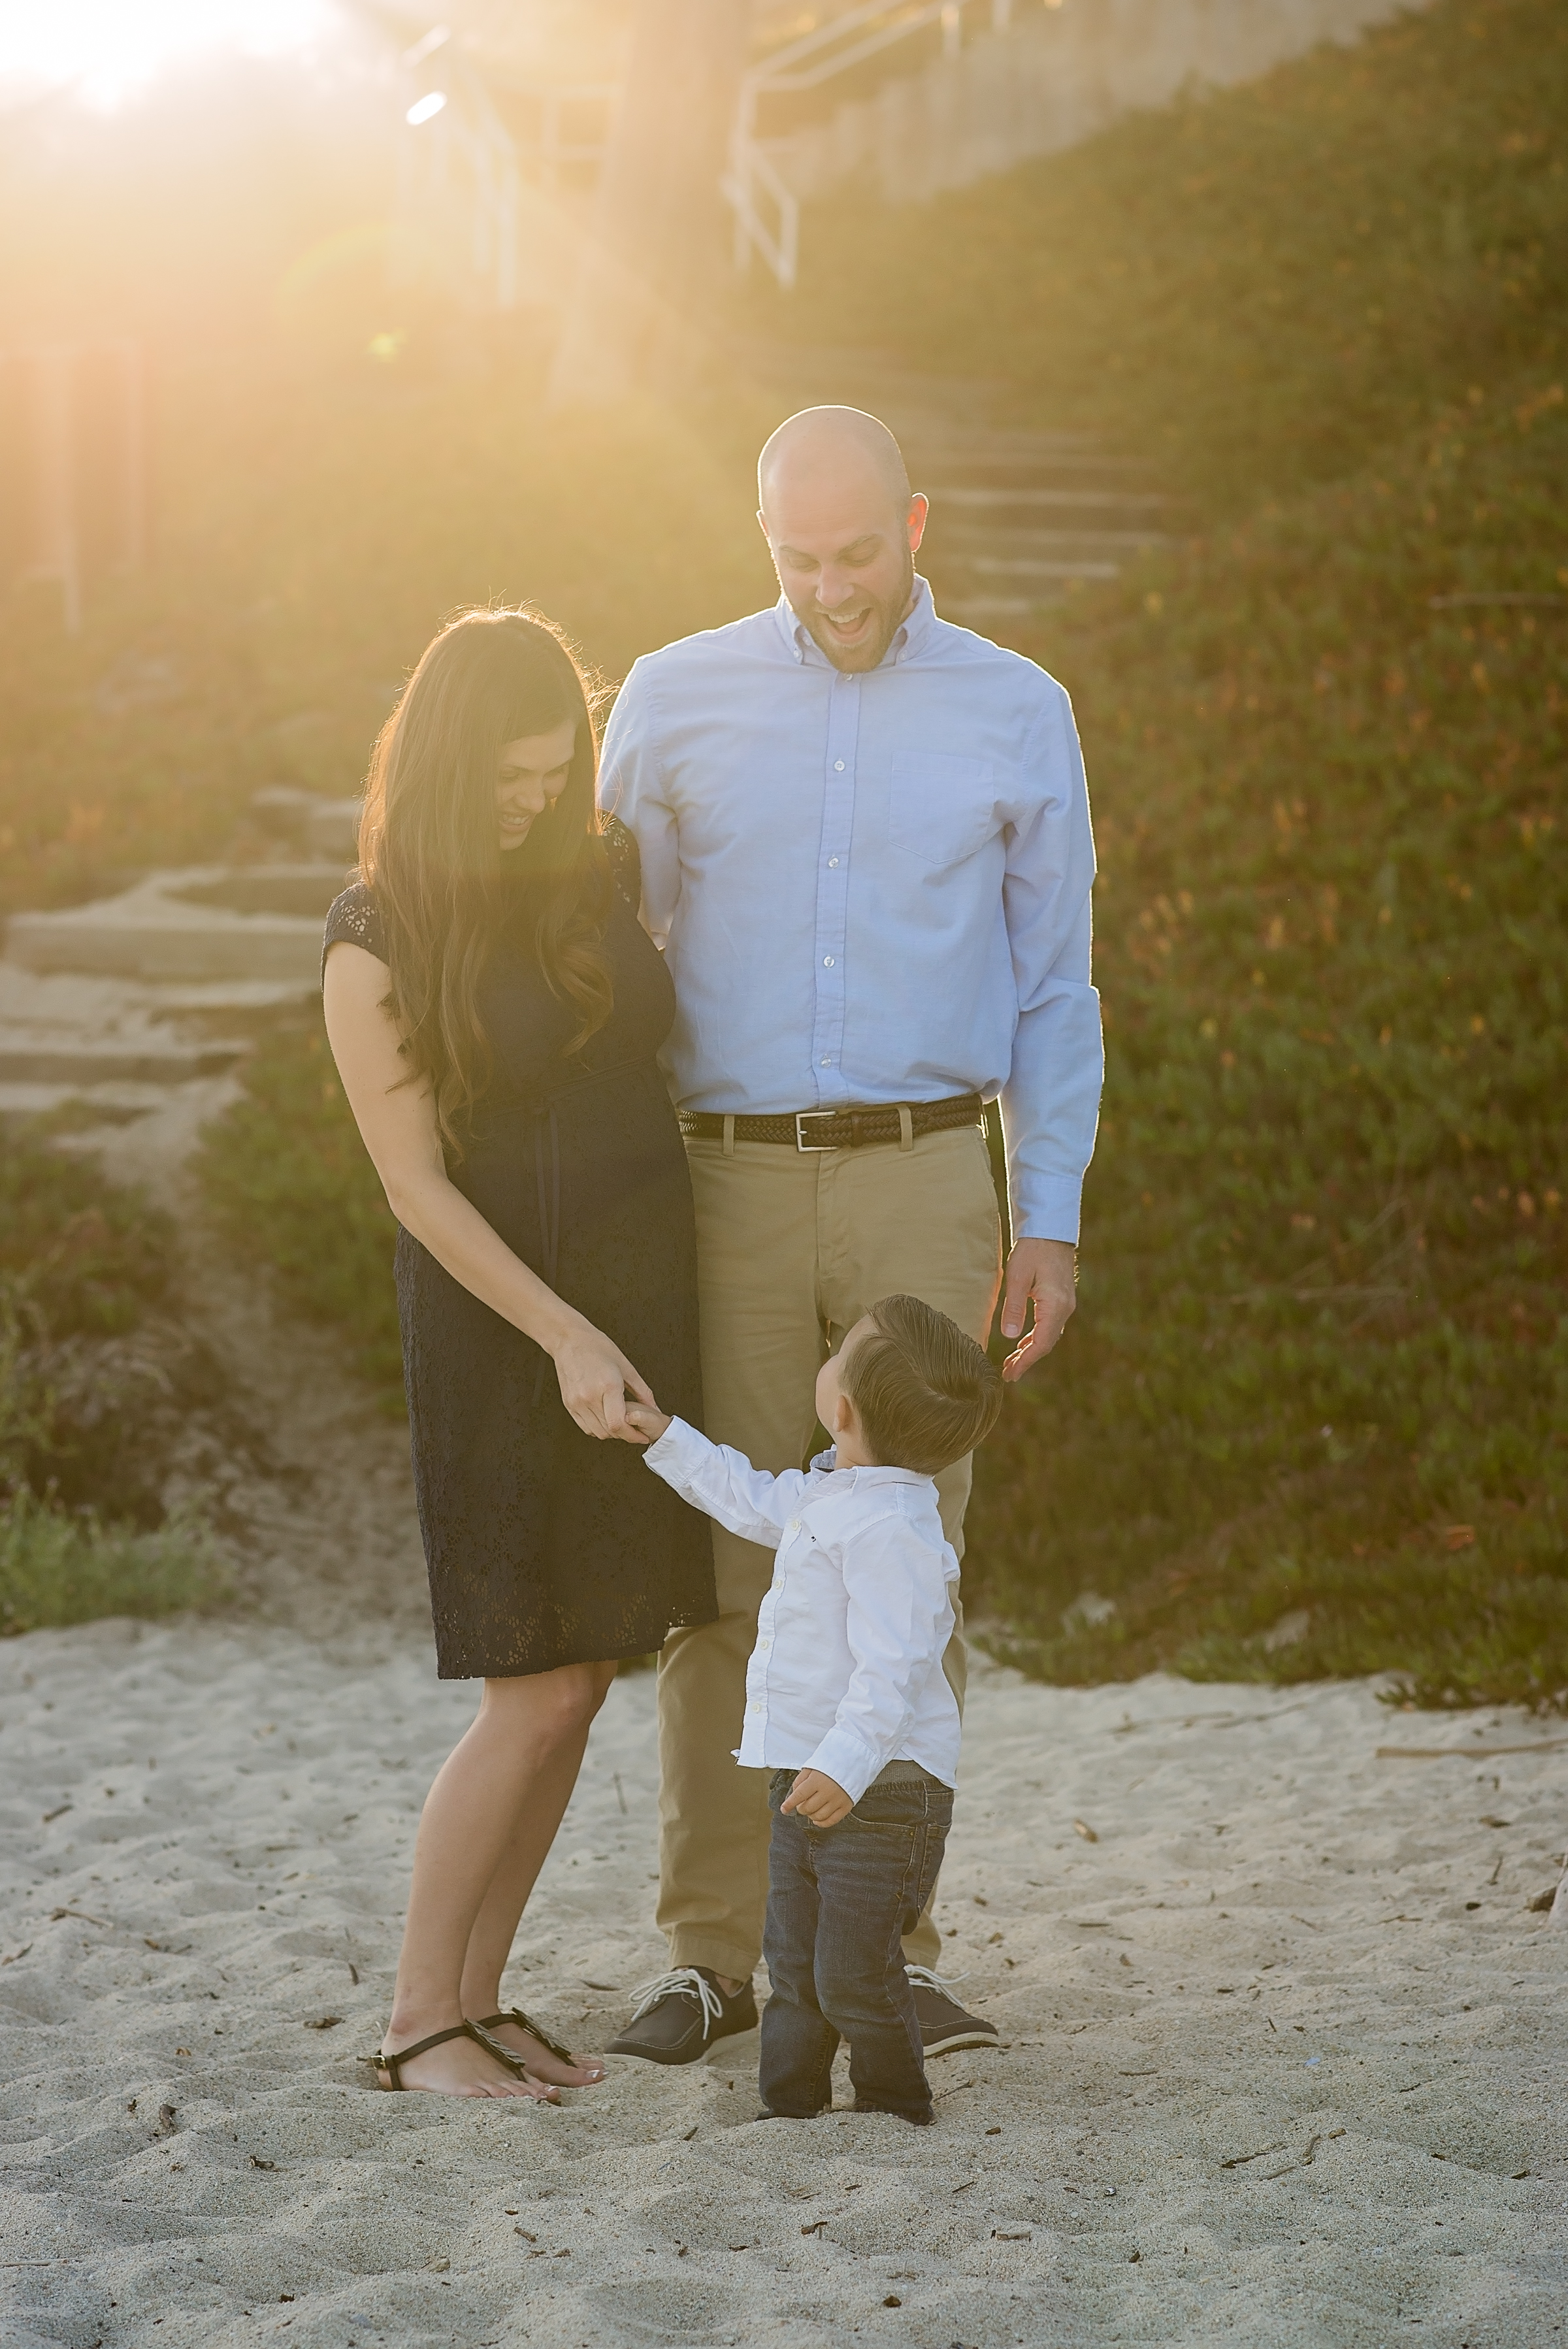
599, 407, 1102, 2066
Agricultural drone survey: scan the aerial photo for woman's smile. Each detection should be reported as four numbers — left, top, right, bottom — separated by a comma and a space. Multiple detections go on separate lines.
495, 720, 577, 851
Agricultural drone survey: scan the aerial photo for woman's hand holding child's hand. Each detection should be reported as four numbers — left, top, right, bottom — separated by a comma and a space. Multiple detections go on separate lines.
780, 1768, 853, 1828
620, 1398, 673, 1446
552, 1322, 656, 1441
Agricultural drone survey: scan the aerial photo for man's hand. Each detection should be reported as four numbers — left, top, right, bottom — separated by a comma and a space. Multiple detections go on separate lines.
779, 1767, 853, 1828
998, 1237, 1078, 1383
619, 1398, 672, 1446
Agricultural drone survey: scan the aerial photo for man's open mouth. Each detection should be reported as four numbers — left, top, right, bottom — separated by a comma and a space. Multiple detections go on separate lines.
818, 604, 873, 642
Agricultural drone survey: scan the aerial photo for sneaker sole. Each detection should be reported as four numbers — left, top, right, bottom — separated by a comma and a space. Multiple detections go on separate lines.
922, 2025, 1002, 2057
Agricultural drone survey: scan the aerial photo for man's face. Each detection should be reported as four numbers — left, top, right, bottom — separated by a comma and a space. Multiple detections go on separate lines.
760, 465, 928, 674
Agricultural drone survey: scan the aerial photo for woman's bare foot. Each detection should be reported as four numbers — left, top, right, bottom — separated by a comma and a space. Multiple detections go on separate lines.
474, 2016, 605, 2089
379, 2026, 560, 2099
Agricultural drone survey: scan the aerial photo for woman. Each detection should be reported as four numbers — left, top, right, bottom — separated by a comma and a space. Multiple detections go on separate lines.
323, 607, 715, 2098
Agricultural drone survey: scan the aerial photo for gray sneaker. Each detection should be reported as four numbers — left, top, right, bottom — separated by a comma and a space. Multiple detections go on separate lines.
607, 1967, 758, 2065
906, 1965, 1000, 2058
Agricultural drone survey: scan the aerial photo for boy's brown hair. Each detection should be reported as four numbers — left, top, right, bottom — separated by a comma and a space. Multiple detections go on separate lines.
840, 1294, 1004, 1475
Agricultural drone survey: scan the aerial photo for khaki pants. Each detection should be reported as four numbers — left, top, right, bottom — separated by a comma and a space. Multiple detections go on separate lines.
656, 1123, 1004, 1981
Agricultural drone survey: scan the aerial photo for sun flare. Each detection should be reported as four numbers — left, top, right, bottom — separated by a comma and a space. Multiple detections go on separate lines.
0, 0, 335, 106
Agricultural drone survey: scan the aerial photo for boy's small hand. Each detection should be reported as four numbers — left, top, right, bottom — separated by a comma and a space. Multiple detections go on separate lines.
780, 1768, 853, 1828
619, 1398, 672, 1445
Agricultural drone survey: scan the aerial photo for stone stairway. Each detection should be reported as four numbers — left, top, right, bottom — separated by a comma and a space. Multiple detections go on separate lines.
0, 795, 359, 1192
735, 341, 1174, 625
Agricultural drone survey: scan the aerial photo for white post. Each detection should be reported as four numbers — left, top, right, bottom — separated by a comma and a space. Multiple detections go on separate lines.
941, 2, 962, 59
991, 0, 1013, 30
497, 145, 519, 309
114, 341, 146, 572
27, 347, 81, 635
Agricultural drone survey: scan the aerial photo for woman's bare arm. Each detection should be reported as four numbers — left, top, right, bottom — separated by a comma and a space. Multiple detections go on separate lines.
321, 939, 653, 1439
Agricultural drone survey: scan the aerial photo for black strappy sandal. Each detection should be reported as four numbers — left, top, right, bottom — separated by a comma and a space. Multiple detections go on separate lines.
359, 2019, 555, 2094
468, 2007, 588, 2073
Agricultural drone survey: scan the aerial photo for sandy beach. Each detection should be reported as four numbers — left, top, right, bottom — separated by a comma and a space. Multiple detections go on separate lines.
1, 1607, 1564, 2349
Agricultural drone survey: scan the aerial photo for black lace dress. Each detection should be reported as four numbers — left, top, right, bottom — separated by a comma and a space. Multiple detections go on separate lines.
321, 823, 715, 1677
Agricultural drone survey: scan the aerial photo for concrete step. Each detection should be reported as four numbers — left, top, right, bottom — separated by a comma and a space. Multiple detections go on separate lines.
962, 555, 1122, 582
945, 594, 1043, 621
939, 523, 1173, 550
6, 864, 344, 987
930, 484, 1170, 510
0, 1042, 244, 1085
249, 789, 363, 861
949, 495, 1173, 520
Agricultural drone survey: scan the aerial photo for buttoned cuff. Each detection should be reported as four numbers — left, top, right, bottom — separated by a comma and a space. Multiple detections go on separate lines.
1011, 1172, 1084, 1245
803, 1726, 883, 1808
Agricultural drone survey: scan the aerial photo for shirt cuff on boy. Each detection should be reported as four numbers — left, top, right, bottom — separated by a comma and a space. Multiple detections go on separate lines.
803, 1725, 886, 1809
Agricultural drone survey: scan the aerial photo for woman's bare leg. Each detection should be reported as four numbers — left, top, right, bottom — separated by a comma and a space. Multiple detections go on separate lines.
459, 1659, 616, 2086
383, 1662, 610, 2097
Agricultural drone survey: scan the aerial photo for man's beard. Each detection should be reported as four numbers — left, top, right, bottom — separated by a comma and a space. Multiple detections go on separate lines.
794, 547, 915, 674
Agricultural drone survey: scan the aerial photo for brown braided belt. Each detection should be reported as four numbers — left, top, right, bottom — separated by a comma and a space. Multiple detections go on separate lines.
677, 1092, 985, 1152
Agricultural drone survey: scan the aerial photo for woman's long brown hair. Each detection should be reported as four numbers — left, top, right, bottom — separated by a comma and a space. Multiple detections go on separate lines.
357, 608, 612, 1156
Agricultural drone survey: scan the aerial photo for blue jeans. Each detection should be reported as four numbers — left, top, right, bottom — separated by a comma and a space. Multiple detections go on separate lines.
760, 1767, 953, 2124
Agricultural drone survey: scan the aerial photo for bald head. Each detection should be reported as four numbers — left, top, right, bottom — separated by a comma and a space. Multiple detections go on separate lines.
757, 406, 910, 515
757, 406, 926, 673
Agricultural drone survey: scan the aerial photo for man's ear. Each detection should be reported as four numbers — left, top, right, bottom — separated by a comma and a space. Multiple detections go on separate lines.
906, 493, 929, 553
756, 508, 772, 541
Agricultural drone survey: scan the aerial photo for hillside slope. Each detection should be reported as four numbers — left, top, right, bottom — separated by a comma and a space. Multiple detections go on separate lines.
748, 0, 1568, 1703
191, 0, 1567, 1705
767, 0, 1568, 514
970, 382, 1567, 1704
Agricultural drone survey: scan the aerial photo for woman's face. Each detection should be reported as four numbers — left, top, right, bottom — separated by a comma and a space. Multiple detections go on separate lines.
495, 721, 577, 852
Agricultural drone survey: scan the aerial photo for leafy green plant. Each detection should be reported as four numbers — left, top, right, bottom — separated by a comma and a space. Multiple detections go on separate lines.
198, 1019, 404, 1402
757, 0, 1568, 517
749, 0, 1568, 1705
0, 1127, 170, 1336
958, 369, 1567, 1705
0, 1126, 229, 1632
0, 1488, 227, 1636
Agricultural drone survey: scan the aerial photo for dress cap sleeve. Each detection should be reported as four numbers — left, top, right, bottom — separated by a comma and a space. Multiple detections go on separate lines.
601, 815, 642, 913
322, 882, 387, 985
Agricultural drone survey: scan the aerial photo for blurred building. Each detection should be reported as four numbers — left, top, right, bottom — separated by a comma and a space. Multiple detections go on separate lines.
377, 0, 1435, 316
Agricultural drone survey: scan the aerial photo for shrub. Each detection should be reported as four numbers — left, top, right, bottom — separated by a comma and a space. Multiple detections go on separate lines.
0, 1489, 227, 1637
198, 1019, 404, 1402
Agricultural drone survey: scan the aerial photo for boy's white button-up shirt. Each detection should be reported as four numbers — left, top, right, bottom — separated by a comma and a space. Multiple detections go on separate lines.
642, 1418, 960, 1804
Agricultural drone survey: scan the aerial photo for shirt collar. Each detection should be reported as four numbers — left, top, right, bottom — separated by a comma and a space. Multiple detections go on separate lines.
808, 1451, 932, 1492
774, 573, 938, 670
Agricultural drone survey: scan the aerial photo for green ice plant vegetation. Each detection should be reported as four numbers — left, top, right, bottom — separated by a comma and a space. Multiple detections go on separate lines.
0, 1488, 225, 1637
199, 1021, 404, 1405
0, 1128, 228, 1632
753, 0, 1568, 1706
962, 387, 1567, 1709
130, 0, 1568, 1699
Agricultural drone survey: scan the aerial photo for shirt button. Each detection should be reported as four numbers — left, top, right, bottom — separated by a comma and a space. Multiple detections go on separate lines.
833, 759, 845, 772
820, 1056, 830, 1066
827, 856, 840, 868
823, 955, 834, 967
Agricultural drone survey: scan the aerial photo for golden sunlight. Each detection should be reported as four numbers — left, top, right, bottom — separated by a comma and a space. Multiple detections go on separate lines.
0, 0, 336, 106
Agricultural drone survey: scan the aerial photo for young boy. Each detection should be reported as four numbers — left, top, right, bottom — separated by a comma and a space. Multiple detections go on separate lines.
622, 1293, 1003, 2127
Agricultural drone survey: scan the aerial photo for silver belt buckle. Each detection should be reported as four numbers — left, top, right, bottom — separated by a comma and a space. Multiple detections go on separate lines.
795, 1111, 838, 1152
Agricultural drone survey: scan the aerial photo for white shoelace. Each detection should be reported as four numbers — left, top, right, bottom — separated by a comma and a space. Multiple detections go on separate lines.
626, 1966, 726, 2032
902, 1963, 970, 1996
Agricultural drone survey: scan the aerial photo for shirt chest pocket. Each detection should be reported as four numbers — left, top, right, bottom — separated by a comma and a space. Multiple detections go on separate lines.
887, 752, 998, 870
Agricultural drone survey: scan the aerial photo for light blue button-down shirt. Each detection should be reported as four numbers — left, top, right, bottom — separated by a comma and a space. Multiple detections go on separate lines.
598, 578, 1102, 1242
